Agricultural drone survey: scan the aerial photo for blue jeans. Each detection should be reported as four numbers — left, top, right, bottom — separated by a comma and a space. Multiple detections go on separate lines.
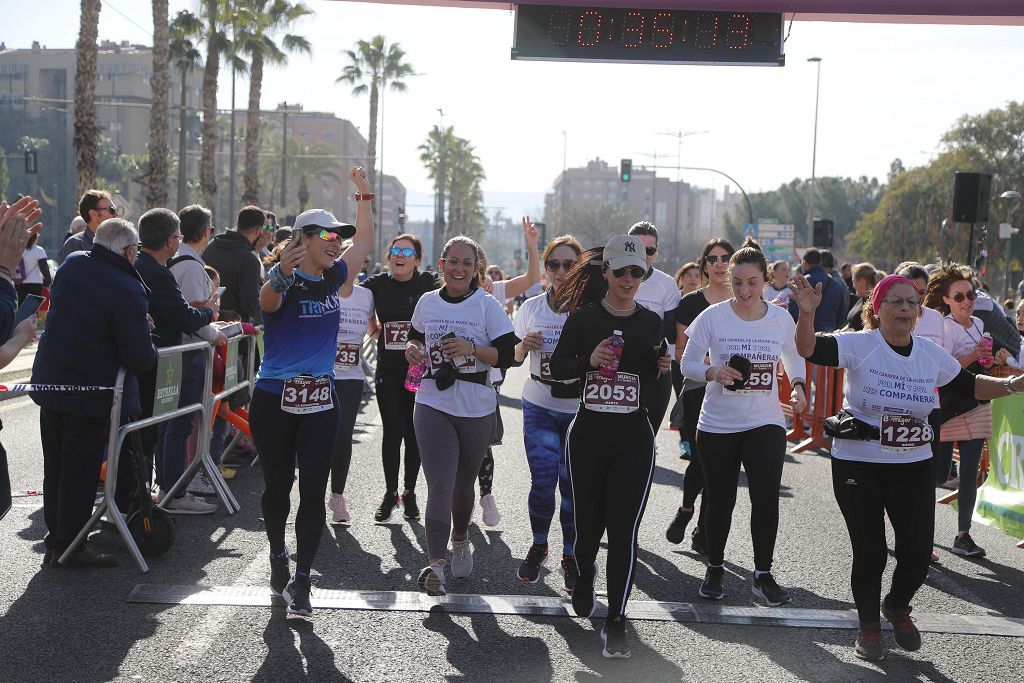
936, 439, 984, 532
208, 416, 228, 466
522, 398, 576, 556
155, 350, 206, 495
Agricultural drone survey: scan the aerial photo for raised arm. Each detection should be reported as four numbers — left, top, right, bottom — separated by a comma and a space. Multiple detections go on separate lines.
498, 217, 541, 300
341, 166, 374, 280
789, 274, 823, 358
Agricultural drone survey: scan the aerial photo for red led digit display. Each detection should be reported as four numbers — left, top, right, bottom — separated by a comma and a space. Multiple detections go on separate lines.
515, 4, 783, 66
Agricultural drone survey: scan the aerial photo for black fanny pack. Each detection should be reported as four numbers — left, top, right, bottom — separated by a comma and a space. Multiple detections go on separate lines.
824, 409, 881, 441
530, 374, 580, 399
427, 364, 490, 391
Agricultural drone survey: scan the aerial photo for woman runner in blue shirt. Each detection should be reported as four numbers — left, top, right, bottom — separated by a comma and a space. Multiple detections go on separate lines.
251, 167, 373, 617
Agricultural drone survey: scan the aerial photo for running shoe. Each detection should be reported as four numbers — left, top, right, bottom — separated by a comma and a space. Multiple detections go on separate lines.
951, 533, 986, 558
601, 616, 631, 659
328, 493, 350, 524
162, 492, 217, 515
752, 572, 791, 607
561, 555, 578, 594
451, 538, 474, 578
417, 561, 447, 596
691, 529, 708, 556
188, 473, 217, 497
571, 565, 598, 618
270, 547, 291, 597
940, 476, 960, 491
882, 596, 921, 651
854, 627, 884, 661
218, 465, 237, 480
374, 492, 400, 522
666, 506, 694, 545
517, 543, 549, 584
930, 550, 940, 563
402, 491, 420, 520
284, 574, 312, 617
699, 566, 725, 600
480, 494, 501, 527
679, 441, 691, 460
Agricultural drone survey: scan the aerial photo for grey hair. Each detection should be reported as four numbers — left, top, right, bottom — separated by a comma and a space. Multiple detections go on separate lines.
139, 207, 180, 250
94, 217, 139, 253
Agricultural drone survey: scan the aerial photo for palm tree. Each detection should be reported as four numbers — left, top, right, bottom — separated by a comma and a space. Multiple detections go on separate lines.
336, 36, 415, 228
236, 0, 313, 207
419, 126, 487, 243
145, 0, 171, 208
198, 0, 230, 209
169, 10, 203, 208
74, 0, 102, 197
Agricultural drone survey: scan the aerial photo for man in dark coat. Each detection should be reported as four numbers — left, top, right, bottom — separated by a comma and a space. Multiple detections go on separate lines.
201, 205, 266, 324
31, 218, 158, 567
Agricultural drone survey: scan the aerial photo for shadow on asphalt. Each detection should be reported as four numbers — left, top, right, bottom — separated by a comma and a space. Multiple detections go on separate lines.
254, 613, 351, 682
423, 608, 553, 681
924, 556, 1024, 617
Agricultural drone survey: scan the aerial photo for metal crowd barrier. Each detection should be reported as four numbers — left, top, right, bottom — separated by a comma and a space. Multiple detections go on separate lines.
779, 361, 845, 453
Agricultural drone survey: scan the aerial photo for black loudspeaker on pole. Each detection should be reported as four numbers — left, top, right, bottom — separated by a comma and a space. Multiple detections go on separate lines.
954, 172, 992, 266
812, 219, 833, 248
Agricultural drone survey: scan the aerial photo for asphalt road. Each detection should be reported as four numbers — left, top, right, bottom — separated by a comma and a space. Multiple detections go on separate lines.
1, 365, 1022, 682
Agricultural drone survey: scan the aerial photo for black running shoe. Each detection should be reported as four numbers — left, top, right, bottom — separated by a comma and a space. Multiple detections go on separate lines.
666, 506, 694, 544
699, 566, 725, 600
752, 572, 791, 607
561, 555, 578, 594
691, 529, 708, 556
517, 543, 549, 585
571, 570, 597, 618
951, 532, 986, 558
601, 616, 631, 659
854, 627, 884, 661
374, 492, 400, 523
284, 574, 312, 617
882, 596, 921, 652
270, 547, 291, 597
402, 491, 420, 520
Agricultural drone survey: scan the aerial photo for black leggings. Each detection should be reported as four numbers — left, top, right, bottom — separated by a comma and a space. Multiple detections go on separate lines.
697, 425, 786, 571
645, 370, 673, 432
331, 379, 365, 495
681, 387, 707, 536
831, 455, 935, 625
250, 386, 339, 575
566, 409, 655, 620
375, 368, 421, 493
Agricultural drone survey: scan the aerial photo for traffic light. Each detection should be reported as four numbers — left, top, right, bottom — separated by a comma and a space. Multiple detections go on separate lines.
397, 206, 406, 228
620, 158, 632, 182
24, 150, 37, 174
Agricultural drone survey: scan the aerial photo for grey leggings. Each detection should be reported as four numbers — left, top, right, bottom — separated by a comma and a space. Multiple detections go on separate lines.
414, 403, 495, 560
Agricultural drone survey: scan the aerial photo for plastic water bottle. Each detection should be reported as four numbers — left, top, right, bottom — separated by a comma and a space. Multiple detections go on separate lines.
601, 330, 625, 379
979, 332, 993, 368
404, 359, 427, 392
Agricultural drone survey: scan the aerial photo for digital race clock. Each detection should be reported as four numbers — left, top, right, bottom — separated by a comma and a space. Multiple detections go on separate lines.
512, 5, 784, 66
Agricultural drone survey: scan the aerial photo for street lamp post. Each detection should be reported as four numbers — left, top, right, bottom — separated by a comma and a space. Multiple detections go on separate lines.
1000, 190, 1022, 298
807, 57, 822, 244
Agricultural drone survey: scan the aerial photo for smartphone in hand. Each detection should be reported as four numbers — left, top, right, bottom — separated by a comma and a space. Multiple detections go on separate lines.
15, 294, 45, 325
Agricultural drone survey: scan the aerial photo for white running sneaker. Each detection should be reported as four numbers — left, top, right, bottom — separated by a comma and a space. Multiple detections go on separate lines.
450, 538, 474, 578
480, 494, 501, 527
162, 492, 217, 515
328, 493, 351, 523
417, 560, 447, 596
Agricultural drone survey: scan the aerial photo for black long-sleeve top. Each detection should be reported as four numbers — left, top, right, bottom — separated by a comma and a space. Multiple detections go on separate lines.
549, 301, 663, 409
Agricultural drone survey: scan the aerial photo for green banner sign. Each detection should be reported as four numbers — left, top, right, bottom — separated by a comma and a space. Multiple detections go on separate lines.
223, 338, 240, 392
975, 395, 1024, 540
152, 352, 183, 417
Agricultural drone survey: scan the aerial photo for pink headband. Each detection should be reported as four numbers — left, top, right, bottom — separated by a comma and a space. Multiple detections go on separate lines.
871, 275, 917, 314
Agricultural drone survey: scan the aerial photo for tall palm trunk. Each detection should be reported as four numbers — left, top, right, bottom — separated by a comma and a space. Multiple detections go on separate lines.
242, 50, 263, 206
147, 0, 170, 208
366, 81, 379, 198
74, 0, 102, 197
199, 0, 219, 209
176, 64, 189, 208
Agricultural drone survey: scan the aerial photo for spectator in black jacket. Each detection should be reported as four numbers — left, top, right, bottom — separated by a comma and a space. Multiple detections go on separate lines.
0, 196, 43, 521
31, 218, 158, 567
789, 248, 846, 332
135, 208, 224, 514
202, 206, 266, 324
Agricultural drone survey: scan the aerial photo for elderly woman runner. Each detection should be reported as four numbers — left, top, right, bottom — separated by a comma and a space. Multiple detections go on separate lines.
790, 272, 1024, 661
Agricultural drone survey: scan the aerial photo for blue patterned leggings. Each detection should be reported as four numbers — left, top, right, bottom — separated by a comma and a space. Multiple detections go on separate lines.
523, 399, 576, 556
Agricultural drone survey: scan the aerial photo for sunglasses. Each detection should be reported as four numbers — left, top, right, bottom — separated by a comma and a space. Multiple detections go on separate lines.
96, 204, 119, 215
262, 225, 275, 233
611, 265, 646, 279
644, 246, 657, 256
545, 259, 575, 272
951, 290, 977, 303
389, 246, 417, 258
704, 254, 730, 264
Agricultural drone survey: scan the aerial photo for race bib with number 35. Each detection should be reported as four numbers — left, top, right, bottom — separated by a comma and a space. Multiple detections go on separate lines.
583, 371, 640, 413
281, 375, 334, 415
879, 413, 933, 452
334, 342, 361, 369
383, 321, 411, 351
